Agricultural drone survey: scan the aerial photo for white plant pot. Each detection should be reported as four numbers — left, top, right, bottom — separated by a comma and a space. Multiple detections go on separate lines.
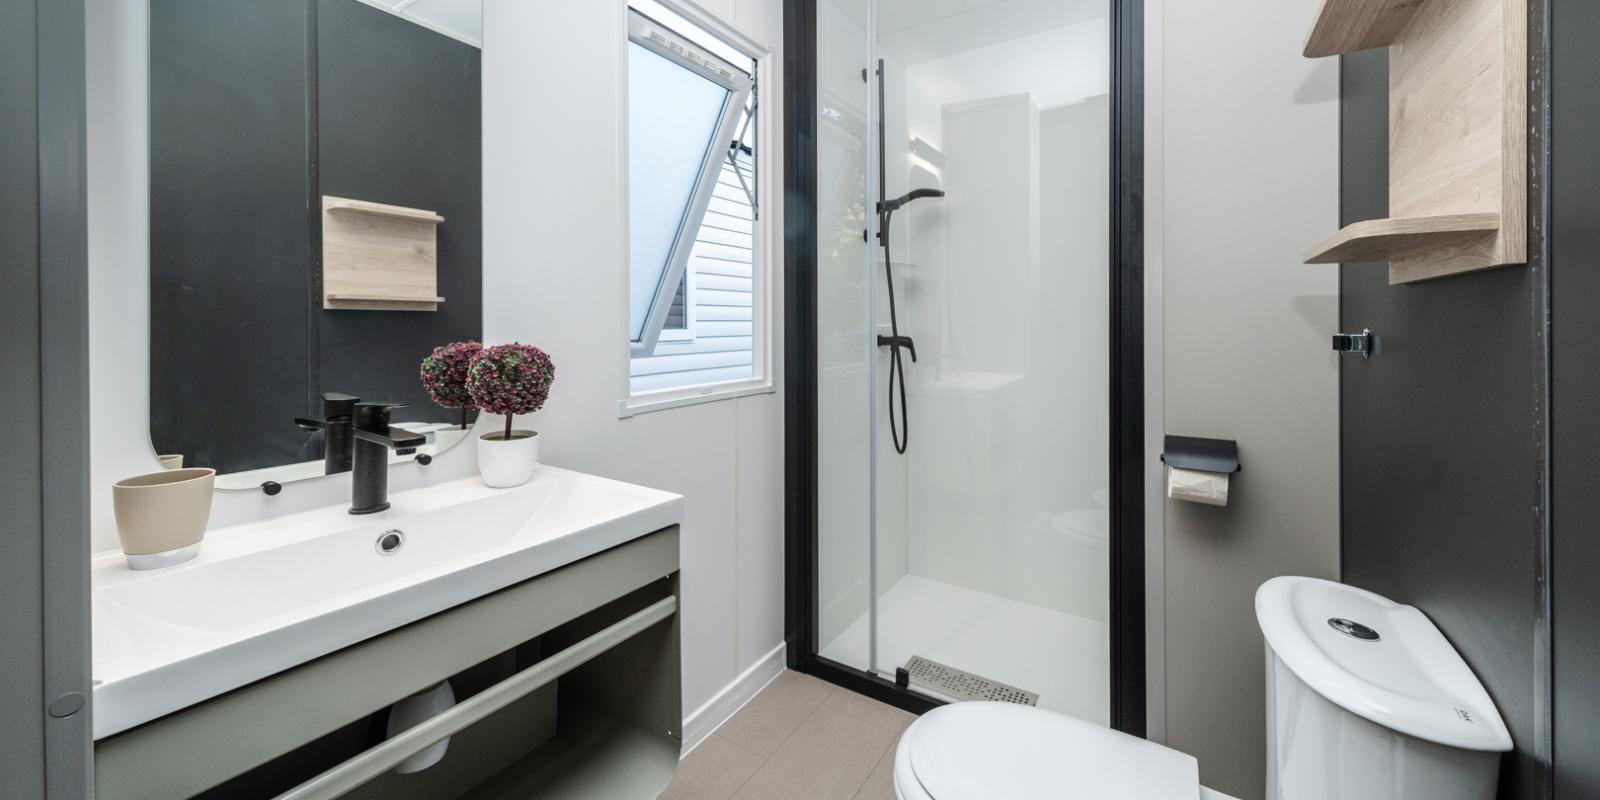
478, 430, 539, 488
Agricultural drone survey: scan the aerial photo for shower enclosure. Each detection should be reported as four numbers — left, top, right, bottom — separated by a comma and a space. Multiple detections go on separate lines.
785, 0, 1144, 728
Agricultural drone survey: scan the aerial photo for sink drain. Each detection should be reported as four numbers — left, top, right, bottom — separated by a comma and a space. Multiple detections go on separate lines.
375, 529, 405, 555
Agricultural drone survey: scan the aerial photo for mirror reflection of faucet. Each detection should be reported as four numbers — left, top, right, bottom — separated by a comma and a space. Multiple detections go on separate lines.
295, 392, 360, 475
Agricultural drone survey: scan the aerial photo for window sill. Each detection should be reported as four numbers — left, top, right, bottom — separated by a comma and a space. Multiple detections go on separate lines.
618, 378, 774, 417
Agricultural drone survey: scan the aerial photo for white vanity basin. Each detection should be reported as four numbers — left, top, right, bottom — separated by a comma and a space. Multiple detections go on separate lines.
91, 466, 683, 739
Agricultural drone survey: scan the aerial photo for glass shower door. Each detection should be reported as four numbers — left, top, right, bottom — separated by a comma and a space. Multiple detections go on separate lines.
815, 0, 1112, 723
814, 0, 873, 673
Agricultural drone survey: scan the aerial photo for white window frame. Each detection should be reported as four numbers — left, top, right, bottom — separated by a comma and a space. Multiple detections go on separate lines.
620, 0, 776, 417
626, 9, 752, 357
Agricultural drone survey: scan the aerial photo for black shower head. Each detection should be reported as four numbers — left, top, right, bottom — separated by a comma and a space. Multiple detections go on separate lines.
879, 188, 946, 213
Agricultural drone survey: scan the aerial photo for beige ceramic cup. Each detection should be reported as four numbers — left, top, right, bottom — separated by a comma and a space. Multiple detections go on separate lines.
112, 467, 215, 570
158, 454, 184, 470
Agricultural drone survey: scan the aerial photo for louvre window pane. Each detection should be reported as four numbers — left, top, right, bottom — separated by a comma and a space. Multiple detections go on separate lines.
627, 41, 730, 343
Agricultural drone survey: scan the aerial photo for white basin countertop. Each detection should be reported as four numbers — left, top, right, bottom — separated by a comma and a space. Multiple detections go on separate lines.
91, 466, 683, 740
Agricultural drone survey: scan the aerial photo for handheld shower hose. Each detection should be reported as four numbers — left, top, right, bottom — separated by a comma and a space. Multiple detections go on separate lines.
875, 62, 946, 454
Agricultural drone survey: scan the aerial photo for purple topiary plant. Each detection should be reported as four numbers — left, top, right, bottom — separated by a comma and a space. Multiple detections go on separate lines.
466, 343, 556, 441
421, 340, 483, 429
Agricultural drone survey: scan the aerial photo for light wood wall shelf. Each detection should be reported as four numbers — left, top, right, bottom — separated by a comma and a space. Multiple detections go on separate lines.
1302, 0, 1526, 284
321, 195, 446, 311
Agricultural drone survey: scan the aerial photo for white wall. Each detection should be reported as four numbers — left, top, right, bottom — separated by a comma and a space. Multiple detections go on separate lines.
1148, 0, 1341, 797
85, 0, 787, 730
481, 0, 786, 717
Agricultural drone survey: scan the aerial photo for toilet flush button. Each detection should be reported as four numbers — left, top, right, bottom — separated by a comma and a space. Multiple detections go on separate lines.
1328, 618, 1380, 641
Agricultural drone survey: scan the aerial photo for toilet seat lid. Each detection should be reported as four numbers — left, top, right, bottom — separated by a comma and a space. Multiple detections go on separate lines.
904, 702, 1199, 799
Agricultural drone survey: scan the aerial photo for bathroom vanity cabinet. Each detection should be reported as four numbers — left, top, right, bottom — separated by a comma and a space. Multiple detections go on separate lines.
93, 526, 682, 800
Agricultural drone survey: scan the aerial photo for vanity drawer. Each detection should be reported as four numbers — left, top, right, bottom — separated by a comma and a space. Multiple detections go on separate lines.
94, 525, 681, 800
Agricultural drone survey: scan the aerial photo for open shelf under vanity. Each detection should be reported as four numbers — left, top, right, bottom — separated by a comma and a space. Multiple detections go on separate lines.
95, 527, 683, 800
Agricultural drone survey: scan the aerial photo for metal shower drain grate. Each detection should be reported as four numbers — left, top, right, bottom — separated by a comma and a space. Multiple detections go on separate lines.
902, 656, 1039, 706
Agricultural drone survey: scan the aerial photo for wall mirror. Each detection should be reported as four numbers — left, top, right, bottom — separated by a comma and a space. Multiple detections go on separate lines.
148, 0, 484, 491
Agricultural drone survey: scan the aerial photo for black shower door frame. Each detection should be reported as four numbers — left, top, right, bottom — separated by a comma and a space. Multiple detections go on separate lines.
782, 0, 1147, 734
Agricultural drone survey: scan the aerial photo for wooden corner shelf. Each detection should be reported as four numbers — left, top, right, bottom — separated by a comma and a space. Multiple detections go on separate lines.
321, 195, 446, 310
1304, 0, 1428, 58
1301, 0, 1527, 284
1305, 212, 1499, 261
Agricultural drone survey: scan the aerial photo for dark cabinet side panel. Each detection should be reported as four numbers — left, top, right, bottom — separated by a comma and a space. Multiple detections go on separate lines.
1550, 0, 1600, 796
1338, 48, 1541, 800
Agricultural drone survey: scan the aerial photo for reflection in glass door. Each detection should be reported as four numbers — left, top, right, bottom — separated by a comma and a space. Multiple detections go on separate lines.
813, 0, 1112, 723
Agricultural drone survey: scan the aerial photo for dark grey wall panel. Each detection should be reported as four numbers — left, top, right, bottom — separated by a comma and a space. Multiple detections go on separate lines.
316, 0, 482, 423
149, 0, 314, 474
0, 0, 48, 794
1550, 0, 1600, 796
1339, 49, 1542, 800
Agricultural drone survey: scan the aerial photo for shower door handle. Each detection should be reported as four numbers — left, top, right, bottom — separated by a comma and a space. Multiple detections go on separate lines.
878, 334, 918, 362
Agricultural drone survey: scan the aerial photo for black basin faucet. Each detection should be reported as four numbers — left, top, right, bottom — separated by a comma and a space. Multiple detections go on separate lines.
295, 392, 360, 475
349, 401, 426, 515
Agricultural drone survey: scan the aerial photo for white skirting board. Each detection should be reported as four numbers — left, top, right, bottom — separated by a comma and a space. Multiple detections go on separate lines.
680, 642, 787, 755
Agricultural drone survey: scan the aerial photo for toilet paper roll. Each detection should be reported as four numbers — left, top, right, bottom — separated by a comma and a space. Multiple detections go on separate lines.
388, 680, 455, 774
1167, 466, 1229, 507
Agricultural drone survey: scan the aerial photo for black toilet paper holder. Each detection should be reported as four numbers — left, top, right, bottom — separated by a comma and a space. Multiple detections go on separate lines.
1161, 436, 1241, 473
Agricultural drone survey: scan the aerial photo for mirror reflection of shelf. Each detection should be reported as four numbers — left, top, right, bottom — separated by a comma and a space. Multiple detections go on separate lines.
322, 195, 446, 310
324, 196, 446, 223
1300, 0, 1526, 284
326, 293, 447, 307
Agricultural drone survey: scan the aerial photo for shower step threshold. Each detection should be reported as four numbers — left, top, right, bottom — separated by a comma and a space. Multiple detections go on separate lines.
897, 655, 1039, 706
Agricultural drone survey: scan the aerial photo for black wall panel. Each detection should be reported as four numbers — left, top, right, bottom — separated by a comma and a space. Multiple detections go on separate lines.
315, 0, 482, 422
1338, 49, 1542, 800
150, 0, 313, 474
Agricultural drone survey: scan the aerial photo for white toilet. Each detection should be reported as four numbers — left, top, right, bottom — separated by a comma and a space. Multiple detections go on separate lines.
892, 701, 1236, 799
891, 576, 1511, 799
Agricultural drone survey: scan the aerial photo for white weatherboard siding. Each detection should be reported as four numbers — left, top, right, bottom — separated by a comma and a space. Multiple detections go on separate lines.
632, 156, 758, 393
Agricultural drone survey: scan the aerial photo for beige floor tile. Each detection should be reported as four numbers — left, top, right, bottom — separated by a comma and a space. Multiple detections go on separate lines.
849, 728, 905, 800
713, 670, 835, 758
731, 705, 896, 800
823, 686, 917, 733
659, 734, 767, 800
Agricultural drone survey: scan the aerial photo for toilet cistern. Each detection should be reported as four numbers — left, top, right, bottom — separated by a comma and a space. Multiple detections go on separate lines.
1257, 576, 1512, 800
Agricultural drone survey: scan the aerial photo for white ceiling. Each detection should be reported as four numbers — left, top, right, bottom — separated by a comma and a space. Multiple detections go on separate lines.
358, 0, 482, 48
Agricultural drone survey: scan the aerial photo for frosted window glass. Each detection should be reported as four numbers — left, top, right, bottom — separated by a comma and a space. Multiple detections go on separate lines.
628, 41, 731, 343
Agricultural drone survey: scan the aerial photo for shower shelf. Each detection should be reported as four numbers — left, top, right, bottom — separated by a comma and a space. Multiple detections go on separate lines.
1300, 0, 1526, 284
